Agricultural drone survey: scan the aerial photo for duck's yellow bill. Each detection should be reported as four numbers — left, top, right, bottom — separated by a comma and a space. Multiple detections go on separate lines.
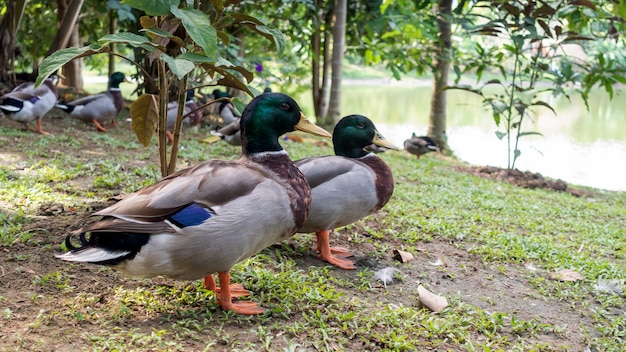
295, 112, 332, 138
373, 130, 400, 150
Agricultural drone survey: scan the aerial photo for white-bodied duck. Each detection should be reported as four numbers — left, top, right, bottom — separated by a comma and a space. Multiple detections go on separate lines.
0, 77, 58, 134
56, 72, 127, 132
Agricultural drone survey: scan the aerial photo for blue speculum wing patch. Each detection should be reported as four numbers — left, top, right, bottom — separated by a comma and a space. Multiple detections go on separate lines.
168, 203, 213, 228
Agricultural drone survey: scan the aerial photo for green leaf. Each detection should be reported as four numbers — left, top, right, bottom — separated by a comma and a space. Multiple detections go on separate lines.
123, 0, 179, 16
140, 27, 186, 47
130, 94, 160, 147
100, 32, 153, 46
36, 44, 107, 86
170, 6, 217, 58
495, 131, 507, 140
159, 53, 195, 79
530, 100, 556, 115
251, 25, 285, 55
177, 52, 217, 64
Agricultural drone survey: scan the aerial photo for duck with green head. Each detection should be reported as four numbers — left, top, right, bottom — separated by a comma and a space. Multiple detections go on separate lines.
56, 93, 331, 314
56, 72, 128, 132
296, 115, 398, 269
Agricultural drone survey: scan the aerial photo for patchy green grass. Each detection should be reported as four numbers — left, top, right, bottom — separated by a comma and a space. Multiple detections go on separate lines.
0, 116, 624, 351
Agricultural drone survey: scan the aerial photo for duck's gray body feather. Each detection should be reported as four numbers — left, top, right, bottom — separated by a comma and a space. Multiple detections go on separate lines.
58, 154, 299, 280
296, 155, 379, 233
0, 80, 57, 123
62, 89, 123, 123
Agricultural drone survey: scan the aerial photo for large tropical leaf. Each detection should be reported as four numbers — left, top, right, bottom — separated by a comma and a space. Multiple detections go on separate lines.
130, 94, 160, 147
36, 45, 107, 86
170, 6, 217, 58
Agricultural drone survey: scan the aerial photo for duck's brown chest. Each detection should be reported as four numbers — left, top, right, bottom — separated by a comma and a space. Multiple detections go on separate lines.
360, 156, 394, 210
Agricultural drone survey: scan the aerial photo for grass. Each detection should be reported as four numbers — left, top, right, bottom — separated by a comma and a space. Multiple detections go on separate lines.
0, 118, 625, 351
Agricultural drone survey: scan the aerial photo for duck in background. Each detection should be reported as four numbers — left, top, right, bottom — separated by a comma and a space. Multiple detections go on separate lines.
295, 115, 398, 269
166, 89, 202, 144
55, 92, 332, 314
403, 133, 440, 158
0, 76, 58, 134
56, 72, 128, 132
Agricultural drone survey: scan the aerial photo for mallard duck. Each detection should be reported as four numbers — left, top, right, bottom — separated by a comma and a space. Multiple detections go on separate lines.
0, 77, 58, 134
56, 72, 127, 132
166, 89, 202, 143
218, 97, 239, 125
403, 133, 439, 158
56, 92, 331, 314
205, 99, 242, 146
295, 115, 398, 269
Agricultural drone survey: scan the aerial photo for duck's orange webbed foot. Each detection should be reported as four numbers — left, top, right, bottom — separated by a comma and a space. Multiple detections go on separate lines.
315, 230, 356, 270
35, 118, 50, 135
204, 274, 251, 298
92, 119, 107, 132
213, 272, 265, 315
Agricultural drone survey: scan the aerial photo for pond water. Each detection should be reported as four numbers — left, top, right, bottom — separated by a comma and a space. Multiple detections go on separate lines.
297, 79, 626, 192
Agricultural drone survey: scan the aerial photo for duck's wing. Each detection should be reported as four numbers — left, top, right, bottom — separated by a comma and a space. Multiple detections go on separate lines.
295, 156, 363, 188
86, 160, 271, 233
67, 92, 108, 107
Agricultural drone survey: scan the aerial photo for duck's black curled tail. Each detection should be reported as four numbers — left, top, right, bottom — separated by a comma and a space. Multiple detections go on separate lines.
58, 231, 150, 266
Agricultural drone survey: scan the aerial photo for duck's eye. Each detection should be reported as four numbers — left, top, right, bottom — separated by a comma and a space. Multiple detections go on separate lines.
279, 103, 290, 110
357, 123, 366, 129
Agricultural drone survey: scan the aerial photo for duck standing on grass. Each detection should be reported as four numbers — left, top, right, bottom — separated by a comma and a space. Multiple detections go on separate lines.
404, 133, 439, 158
296, 115, 398, 269
166, 89, 202, 144
56, 72, 127, 132
55, 93, 331, 314
0, 76, 58, 135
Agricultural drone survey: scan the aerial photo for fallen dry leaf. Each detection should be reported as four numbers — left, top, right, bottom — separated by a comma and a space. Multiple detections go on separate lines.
549, 269, 584, 282
393, 249, 414, 263
417, 284, 448, 313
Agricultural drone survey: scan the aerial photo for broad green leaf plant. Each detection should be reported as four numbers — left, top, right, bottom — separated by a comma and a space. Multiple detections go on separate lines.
35, 0, 284, 176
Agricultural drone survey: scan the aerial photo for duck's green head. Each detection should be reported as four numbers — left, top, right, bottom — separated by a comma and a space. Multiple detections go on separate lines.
109, 72, 127, 89
241, 93, 331, 154
333, 115, 399, 158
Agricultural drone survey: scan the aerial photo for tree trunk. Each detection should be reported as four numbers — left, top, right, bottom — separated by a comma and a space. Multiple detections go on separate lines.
63, 21, 84, 90
319, 18, 332, 121
54, 0, 83, 89
427, 0, 452, 151
108, 9, 116, 77
0, 0, 27, 84
46, 0, 84, 59
321, 0, 346, 129
312, 5, 321, 118
312, 2, 332, 122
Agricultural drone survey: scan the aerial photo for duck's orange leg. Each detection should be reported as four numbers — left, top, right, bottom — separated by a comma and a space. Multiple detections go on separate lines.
215, 272, 265, 315
35, 117, 50, 135
203, 274, 250, 298
315, 230, 356, 270
166, 130, 174, 145
92, 119, 107, 132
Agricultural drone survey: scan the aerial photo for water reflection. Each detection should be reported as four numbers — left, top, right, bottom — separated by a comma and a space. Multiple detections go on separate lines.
297, 81, 626, 191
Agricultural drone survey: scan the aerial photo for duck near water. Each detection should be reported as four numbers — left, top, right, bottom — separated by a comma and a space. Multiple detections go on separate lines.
55, 93, 332, 314
295, 115, 398, 269
403, 133, 439, 158
56, 72, 128, 132
0, 77, 58, 134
